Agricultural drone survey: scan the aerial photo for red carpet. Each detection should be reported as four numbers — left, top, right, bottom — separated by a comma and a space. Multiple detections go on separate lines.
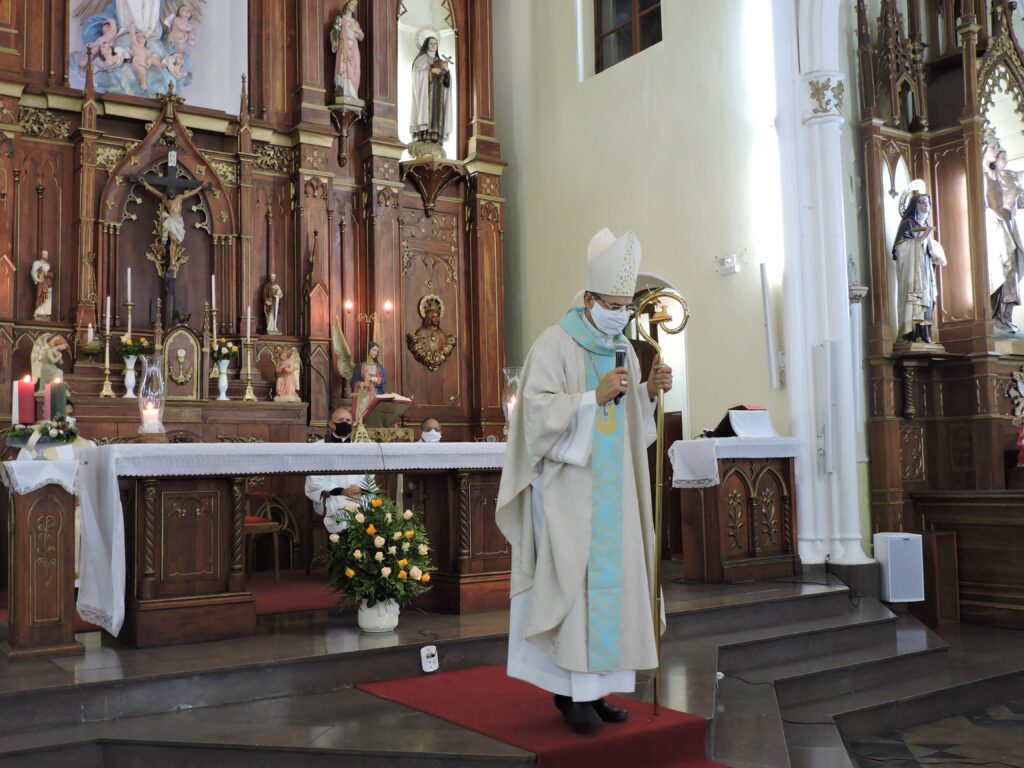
358, 665, 728, 768
247, 569, 342, 616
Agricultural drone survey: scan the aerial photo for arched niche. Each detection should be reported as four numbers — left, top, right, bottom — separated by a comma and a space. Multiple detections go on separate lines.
397, 0, 459, 160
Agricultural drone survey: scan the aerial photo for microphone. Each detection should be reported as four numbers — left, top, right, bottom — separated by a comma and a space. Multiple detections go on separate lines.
614, 339, 629, 405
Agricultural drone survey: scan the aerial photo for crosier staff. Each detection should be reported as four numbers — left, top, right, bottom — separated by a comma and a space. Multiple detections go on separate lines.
632, 289, 689, 715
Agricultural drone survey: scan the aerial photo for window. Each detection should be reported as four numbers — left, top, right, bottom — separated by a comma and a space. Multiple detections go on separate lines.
595, 0, 661, 73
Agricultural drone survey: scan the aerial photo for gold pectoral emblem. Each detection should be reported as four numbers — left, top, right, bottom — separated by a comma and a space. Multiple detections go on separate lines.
597, 403, 618, 435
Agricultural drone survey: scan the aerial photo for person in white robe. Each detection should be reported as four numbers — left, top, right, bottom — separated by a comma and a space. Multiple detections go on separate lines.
496, 227, 673, 734
305, 406, 374, 533
892, 180, 946, 344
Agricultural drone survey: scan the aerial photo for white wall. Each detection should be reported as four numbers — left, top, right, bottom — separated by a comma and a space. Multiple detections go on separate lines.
493, 0, 790, 438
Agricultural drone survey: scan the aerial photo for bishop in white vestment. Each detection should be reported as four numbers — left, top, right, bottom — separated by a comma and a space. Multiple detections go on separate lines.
496, 228, 672, 734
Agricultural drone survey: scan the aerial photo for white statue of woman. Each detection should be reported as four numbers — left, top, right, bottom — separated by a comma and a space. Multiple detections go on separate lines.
31, 250, 53, 319
984, 139, 1024, 335
892, 180, 947, 344
116, 0, 162, 39
330, 0, 364, 100
410, 34, 453, 149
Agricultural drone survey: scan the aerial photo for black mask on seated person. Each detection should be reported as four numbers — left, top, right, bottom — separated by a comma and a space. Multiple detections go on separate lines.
327, 422, 353, 442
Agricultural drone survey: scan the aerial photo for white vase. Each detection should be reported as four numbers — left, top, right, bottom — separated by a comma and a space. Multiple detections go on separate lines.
217, 358, 230, 400
123, 355, 137, 398
357, 599, 400, 633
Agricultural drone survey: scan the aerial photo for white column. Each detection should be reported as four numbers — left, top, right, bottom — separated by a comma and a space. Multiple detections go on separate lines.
773, 0, 870, 564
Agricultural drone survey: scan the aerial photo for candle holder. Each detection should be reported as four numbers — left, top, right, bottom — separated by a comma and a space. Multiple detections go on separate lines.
99, 330, 115, 398
124, 299, 134, 339
137, 354, 168, 442
242, 339, 257, 401
502, 366, 521, 440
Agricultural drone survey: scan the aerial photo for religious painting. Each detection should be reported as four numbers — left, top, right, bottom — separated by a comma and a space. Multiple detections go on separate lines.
68, 0, 248, 113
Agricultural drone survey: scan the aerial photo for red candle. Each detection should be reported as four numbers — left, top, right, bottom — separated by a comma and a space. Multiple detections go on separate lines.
16, 375, 34, 425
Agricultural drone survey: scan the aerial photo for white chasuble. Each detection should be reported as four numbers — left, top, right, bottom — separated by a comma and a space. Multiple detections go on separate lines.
498, 318, 661, 701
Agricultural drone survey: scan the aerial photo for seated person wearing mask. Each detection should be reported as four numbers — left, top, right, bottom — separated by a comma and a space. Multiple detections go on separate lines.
304, 406, 375, 533
420, 417, 442, 443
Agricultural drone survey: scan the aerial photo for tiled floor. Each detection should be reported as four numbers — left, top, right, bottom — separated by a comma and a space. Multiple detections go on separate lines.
850, 696, 1024, 767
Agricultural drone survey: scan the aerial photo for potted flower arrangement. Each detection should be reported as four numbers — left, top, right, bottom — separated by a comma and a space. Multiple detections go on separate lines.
321, 478, 434, 632
210, 338, 239, 401
118, 335, 149, 398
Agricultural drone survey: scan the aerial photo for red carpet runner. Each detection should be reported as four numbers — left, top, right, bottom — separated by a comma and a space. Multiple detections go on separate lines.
358, 665, 728, 768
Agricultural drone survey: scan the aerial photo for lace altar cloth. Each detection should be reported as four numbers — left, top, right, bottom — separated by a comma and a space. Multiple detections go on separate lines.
669, 437, 801, 489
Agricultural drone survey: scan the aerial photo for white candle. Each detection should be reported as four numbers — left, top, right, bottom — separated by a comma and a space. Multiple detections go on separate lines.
211, 274, 216, 310
105, 295, 111, 335
246, 305, 251, 341
87, 323, 94, 343
141, 402, 160, 433
126, 267, 132, 303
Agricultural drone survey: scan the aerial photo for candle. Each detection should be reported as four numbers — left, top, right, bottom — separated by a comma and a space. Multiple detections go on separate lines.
127, 267, 132, 303
383, 299, 394, 313
16, 375, 34, 425
87, 323, 94, 343
211, 274, 216, 310
246, 305, 251, 341
44, 381, 52, 421
344, 299, 353, 313
50, 378, 67, 420
105, 295, 111, 335
141, 402, 160, 433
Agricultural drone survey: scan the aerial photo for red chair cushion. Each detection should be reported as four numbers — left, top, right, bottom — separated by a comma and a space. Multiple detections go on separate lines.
245, 515, 266, 524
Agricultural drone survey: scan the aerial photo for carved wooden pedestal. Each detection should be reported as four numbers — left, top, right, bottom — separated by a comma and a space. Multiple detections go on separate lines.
403, 469, 509, 613
1, 482, 83, 659
680, 457, 801, 583
119, 476, 255, 647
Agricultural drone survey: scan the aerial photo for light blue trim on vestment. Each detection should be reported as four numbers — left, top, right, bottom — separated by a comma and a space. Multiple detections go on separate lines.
558, 308, 625, 673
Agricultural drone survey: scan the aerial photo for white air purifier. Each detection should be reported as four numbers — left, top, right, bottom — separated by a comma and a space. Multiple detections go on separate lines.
873, 532, 925, 603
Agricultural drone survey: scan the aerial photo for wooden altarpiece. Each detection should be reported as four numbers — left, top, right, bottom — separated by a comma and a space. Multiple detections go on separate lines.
858, 0, 1024, 629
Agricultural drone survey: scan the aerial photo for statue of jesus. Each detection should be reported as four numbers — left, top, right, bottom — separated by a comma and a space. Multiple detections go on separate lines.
136, 175, 211, 246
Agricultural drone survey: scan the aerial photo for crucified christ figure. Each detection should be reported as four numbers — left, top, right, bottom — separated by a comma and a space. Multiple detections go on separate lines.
135, 176, 212, 246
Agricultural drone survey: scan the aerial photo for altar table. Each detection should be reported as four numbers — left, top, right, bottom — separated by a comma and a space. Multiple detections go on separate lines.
74, 442, 507, 647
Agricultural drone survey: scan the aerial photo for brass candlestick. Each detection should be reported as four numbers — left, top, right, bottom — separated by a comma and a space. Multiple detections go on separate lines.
99, 329, 115, 398
243, 338, 257, 401
124, 300, 134, 339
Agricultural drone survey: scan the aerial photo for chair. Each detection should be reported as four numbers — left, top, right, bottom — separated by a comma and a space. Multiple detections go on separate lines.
244, 477, 284, 583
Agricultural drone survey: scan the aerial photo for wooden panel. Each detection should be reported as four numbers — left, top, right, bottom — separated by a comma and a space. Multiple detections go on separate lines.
932, 144, 973, 324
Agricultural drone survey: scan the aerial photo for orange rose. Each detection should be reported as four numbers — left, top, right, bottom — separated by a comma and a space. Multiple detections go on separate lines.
344, 567, 355, 578
404, 530, 415, 539
398, 559, 408, 568
366, 524, 376, 535
397, 570, 408, 580
371, 498, 383, 508
421, 573, 431, 583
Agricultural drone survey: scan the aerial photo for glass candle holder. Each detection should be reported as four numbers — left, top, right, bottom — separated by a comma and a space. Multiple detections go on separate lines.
137, 354, 167, 435
502, 366, 522, 438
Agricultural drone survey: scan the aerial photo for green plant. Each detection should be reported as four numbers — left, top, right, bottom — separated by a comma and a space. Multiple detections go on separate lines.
3, 416, 79, 445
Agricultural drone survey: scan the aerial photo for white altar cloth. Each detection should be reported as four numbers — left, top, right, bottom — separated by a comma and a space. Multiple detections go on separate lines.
1, 459, 79, 495
668, 437, 801, 489
75, 442, 507, 637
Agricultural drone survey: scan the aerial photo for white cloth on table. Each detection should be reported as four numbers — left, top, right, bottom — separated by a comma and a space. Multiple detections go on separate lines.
76, 445, 126, 635
669, 437, 801, 489
1, 458, 79, 495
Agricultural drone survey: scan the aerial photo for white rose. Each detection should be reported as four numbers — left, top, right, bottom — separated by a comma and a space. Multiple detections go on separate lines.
388, 546, 397, 556
401, 542, 411, 552
328, 533, 340, 543
374, 551, 384, 562
409, 566, 423, 581
380, 567, 392, 578
403, 510, 413, 520
353, 549, 362, 560
374, 536, 386, 548
392, 531, 402, 540
48, 428, 59, 438
385, 512, 392, 523
418, 544, 429, 556
354, 512, 365, 524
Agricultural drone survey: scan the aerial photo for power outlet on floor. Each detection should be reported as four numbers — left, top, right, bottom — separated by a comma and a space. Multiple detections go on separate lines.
420, 644, 439, 673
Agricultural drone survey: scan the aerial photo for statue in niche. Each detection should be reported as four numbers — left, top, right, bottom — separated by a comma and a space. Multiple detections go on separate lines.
351, 341, 387, 395
892, 180, 946, 345
407, 294, 457, 372
273, 346, 301, 402
330, 0, 364, 101
409, 32, 453, 154
31, 250, 54, 319
984, 138, 1024, 336
31, 334, 69, 387
263, 273, 283, 335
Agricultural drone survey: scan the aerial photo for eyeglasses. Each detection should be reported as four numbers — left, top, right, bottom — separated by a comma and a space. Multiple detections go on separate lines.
592, 294, 637, 313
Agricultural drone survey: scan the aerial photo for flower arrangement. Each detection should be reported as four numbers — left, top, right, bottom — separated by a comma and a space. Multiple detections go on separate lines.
4, 416, 79, 445
119, 335, 149, 357
210, 338, 239, 363
321, 478, 434, 608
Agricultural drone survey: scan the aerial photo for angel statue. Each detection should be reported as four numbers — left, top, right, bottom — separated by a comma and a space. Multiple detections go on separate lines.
351, 341, 387, 395
273, 346, 301, 403
31, 333, 69, 388
331, 314, 355, 383
892, 179, 947, 344
984, 138, 1024, 336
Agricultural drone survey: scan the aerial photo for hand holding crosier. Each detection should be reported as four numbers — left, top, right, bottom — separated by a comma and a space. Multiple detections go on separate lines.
646, 354, 673, 399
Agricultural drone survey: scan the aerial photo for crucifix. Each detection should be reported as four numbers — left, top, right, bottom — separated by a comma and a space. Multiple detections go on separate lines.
128, 130, 211, 330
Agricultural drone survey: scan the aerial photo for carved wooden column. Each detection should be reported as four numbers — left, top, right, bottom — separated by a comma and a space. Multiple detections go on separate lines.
72, 64, 101, 342
141, 478, 157, 600
1, 478, 83, 659
293, 0, 330, 127
237, 77, 255, 332
230, 477, 245, 592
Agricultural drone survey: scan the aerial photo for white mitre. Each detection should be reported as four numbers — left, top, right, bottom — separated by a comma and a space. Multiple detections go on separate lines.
587, 227, 641, 296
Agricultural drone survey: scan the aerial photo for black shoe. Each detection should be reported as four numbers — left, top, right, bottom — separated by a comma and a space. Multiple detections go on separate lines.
554, 694, 603, 734
591, 697, 629, 723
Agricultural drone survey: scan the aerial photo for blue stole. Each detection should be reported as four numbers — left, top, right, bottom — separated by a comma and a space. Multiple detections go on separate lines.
558, 308, 625, 673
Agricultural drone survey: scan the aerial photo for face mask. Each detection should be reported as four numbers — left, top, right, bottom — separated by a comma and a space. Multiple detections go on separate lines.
589, 301, 630, 337
331, 422, 353, 441
422, 430, 442, 443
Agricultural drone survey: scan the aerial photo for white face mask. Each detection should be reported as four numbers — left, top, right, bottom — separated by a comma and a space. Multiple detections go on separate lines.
588, 301, 630, 337
422, 430, 442, 443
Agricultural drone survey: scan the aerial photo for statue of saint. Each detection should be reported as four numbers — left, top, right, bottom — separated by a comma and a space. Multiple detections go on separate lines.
31, 250, 54, 319
984, 139, 1024, 335
410, 35, 453, 149
273, 347, 301, 402
263, 273, 283, 335
351, 341, 387, 395
330, 0, 364, 101
407, 294, 457, 372
893, 180, 947, 344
